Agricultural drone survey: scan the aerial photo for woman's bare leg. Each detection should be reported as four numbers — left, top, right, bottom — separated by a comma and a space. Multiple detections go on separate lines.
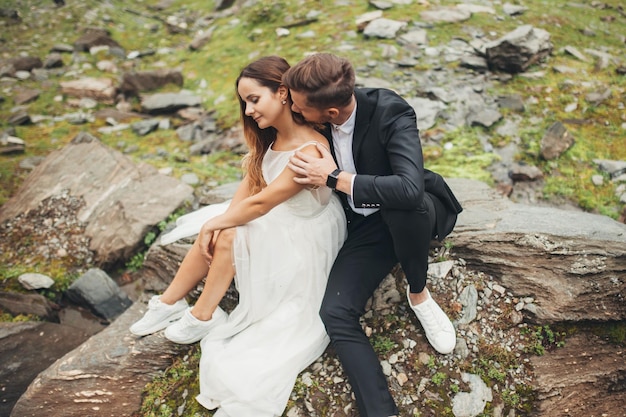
189, 227, 236, 321
159, 237, 212, 305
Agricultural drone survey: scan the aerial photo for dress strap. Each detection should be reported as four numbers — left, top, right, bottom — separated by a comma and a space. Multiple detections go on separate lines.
296, 141, 330, 153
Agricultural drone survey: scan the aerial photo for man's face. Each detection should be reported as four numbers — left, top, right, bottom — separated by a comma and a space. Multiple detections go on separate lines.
290, 90, 333, 124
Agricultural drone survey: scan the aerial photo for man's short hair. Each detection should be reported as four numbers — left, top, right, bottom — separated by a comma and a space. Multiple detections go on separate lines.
282, 53, 355, 109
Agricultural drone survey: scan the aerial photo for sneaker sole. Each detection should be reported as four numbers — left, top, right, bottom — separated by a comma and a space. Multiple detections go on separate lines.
163, 331, 202, 345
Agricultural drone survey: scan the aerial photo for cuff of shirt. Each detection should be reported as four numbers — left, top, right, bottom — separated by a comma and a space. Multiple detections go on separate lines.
350, 174, 356, 200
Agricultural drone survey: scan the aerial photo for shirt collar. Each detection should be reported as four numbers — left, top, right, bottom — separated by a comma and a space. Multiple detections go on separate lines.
331, 102, 357, 135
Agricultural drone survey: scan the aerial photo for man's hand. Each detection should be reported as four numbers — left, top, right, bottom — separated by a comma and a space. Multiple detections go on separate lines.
288, 142, 337, 187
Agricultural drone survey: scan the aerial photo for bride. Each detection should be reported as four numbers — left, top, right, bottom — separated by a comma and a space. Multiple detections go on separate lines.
130, 56, 346, 417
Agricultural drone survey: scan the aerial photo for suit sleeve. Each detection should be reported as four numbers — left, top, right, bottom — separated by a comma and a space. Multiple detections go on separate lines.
352, 97, 425, 210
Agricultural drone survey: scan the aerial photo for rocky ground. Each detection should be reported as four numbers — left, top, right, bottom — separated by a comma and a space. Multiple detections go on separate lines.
251, 257, 538, 417
0, 177, 540, 417
128, 209, 545, 417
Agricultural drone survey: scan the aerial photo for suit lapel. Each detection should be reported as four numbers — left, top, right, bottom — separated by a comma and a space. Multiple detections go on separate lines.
322, 123, 339, 165
352, 89, 373, 166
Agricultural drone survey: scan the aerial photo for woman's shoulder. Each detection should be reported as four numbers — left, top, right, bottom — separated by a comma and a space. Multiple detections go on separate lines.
296, 141, 329, 157
297, 129, 329, 152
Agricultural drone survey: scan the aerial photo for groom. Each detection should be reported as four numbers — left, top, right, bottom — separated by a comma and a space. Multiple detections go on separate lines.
283, 53, 462, 417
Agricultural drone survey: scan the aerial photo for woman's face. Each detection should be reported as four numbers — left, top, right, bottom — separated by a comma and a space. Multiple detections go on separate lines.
237, 77, 285, 129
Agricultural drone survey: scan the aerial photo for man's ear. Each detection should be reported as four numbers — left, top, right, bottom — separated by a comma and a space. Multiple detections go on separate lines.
327, 108, 340, 119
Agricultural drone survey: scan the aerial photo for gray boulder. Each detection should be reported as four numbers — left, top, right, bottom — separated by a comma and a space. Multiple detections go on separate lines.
448, 177, 626, 322
9, 302, 187, 417
0, 132, 194, 267
66, 268, 132, 321
485, 25, 553, 73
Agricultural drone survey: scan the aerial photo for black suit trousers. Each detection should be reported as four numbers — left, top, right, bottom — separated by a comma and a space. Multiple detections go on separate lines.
319, 201, 434, 416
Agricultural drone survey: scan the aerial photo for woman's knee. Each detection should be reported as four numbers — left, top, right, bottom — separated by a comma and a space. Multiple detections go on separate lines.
215, 227, 236, 251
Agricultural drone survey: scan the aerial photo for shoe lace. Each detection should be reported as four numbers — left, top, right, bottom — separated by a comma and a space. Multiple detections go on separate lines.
418, 302, 445, 334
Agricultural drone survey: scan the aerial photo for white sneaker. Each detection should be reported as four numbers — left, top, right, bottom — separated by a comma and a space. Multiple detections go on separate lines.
407, 287, 456, 354
164, 306, 227, 344
129, 295, 188, 336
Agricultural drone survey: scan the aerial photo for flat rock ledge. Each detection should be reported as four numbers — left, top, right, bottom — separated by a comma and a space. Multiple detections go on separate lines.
10, 301, 188, 417
448, 178, 625, 323
10, 178, 626, 417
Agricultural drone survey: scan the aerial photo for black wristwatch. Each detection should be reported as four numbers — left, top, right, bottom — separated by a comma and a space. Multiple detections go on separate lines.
326, 168, 342, 190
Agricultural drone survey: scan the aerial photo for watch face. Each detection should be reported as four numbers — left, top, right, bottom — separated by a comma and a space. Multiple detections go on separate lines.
326, 169, 341, 189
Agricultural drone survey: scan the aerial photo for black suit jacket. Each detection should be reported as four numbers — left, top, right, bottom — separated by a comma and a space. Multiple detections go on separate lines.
326, 88, 462, 240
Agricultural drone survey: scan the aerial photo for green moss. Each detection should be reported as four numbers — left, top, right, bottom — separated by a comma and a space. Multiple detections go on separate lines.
371, 334, 396, 356
520, 325, 568, 355
503, 383, 536, 414
431, 371, 447, 386
603, 322, 626, 345
0, 312, 39, 322
425, 128, 500, 183
138, 345, 207, 417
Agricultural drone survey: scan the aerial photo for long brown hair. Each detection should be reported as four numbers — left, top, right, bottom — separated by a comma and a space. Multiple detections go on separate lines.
236, 56, 305, 195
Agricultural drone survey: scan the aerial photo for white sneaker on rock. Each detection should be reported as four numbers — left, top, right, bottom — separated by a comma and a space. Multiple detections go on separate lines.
130, 295, 188, 336
164, 306, 227, 344
407, 287, 456, 354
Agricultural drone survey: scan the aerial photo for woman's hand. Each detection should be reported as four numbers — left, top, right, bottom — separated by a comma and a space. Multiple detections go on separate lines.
198, 223, 220, 263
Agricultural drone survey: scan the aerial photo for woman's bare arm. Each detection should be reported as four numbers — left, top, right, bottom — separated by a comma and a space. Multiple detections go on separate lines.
197, 142, 324, 259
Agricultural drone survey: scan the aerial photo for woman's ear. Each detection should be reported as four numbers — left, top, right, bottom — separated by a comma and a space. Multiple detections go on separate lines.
278, 85, 289, 101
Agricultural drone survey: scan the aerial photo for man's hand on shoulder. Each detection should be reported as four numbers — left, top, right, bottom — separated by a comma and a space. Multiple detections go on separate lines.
288, 142, 337, 187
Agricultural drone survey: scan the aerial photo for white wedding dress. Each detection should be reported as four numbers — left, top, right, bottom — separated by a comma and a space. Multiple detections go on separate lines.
160, 142, 346, 417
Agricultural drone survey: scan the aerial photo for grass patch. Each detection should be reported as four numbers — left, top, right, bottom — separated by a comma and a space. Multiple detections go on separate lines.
371, 334, 396, 356
138, 346, 205, 417
425, 128, 500, 183
521, 325, 567, 355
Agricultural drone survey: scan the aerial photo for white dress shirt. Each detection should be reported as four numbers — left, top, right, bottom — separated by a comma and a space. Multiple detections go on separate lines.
331, 103, 378, 216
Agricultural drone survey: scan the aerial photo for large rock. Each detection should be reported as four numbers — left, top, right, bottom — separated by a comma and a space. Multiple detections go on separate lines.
9, 301, 188, 417
73, 27, 123, 52
485, 25, 553, 73
531, 332, 626, 417
60, 77, 118, 104
141, 91, 202, 114
0, 132, 193, 267
0, 291, 57, 320
119, 69, 184, 96
447, 178, 626, 323
6, 56, 43, 72
1, 322, 92, 417
66, 268, 133, 320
